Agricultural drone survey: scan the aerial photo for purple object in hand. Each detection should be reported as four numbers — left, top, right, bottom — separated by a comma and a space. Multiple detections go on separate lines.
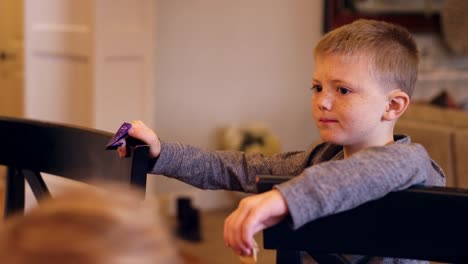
105, 122, 132, 150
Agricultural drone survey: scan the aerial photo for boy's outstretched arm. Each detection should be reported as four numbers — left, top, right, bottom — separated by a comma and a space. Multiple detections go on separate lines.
115, 120, 313, 193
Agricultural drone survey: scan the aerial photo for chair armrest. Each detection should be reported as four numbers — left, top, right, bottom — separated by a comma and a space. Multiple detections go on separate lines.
256, 175, 294, 193
257, 175, 468, 263
129, 144, 150, 188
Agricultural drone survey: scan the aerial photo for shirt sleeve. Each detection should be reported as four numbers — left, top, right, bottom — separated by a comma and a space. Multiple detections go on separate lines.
150, 141, 312, 193
275, 143, 445, 229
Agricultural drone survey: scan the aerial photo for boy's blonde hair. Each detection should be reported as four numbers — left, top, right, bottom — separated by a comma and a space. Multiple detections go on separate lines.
314, 19, 419, 97
0, 184, 181, 264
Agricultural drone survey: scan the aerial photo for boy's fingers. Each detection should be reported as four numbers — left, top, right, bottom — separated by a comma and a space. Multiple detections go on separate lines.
235, 214, 252, 251
223, 214, 234, 246
117, 145, 127, 158
225, 211, 246, 254
224, 210, 246, 254
241, 211, 259, 248
241, 248, 252, 257
224, 198, 259, 255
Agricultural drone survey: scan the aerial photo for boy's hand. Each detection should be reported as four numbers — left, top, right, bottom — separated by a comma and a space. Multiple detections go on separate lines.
117, 120, 161, 159
223, 189, 289, 257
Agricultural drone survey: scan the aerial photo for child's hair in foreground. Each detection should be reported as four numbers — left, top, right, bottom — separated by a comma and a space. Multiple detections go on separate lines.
0, 184, 181, 264
315, 19, 419, 97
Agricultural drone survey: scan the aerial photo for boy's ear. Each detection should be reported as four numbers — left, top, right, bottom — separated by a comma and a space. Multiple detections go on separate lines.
382, 90, 410, 121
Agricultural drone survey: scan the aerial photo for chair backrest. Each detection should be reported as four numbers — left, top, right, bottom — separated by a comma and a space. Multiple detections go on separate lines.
257, 175, 468, 264
0, 116, 149, 218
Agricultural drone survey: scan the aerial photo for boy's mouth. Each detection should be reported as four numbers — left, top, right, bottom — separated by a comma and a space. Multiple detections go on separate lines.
319, 118, 338, 123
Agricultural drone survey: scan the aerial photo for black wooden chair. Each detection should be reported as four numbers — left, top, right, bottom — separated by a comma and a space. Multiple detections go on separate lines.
257, 175, 468, 264
0, 116, 149, 218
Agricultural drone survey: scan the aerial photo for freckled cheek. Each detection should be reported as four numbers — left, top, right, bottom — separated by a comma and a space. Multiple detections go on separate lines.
339, 106, 363, 128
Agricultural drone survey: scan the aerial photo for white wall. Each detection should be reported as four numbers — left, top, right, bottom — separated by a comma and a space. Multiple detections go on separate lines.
149, 0, 323, 207
154, 0, 322, 151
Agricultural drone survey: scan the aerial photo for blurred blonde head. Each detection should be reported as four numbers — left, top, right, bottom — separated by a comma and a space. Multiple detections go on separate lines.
0, 183, 180, 264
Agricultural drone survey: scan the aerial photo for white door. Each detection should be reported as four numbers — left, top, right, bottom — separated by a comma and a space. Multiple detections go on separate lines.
23, 0, 156, 205
24, 0, 156, 130
0, 0, 24, 118
24, 0, 94, 126
94, 0, 156, 131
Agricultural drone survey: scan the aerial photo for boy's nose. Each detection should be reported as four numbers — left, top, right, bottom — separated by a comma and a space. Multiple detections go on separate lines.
315, 93, 333, 111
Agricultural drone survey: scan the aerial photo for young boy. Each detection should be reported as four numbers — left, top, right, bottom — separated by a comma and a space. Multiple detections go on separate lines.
118, 19, 445, 263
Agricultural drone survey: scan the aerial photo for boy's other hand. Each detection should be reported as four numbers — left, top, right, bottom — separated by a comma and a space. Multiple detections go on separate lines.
117, 120, 161, 159
223, 189, 288, 257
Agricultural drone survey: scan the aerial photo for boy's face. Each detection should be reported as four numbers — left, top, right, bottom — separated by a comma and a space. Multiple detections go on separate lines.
311, 53, 393, 150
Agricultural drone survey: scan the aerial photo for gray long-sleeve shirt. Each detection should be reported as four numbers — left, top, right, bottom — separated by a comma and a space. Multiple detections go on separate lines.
151, 135, 445, 263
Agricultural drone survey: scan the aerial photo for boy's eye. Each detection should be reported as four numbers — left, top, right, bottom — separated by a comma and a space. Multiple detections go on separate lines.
310, 85, 322, 93
337, 87, 351, 95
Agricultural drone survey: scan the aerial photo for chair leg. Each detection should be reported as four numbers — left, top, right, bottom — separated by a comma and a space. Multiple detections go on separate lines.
24, 170, 51, 202
4, 166, 25, 218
